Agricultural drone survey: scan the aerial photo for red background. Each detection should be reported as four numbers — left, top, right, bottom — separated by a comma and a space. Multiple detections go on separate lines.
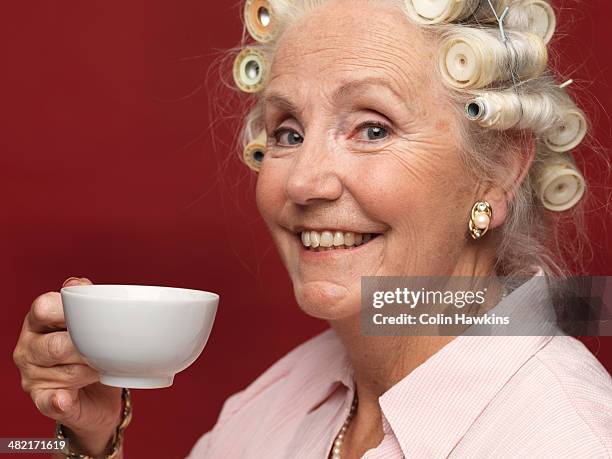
1, 1, 610, 458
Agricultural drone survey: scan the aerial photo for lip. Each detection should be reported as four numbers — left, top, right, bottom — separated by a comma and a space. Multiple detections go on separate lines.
298, 233, 384, 260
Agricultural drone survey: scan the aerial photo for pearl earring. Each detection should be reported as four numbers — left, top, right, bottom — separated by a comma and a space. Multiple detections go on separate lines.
469, 201, 493, 240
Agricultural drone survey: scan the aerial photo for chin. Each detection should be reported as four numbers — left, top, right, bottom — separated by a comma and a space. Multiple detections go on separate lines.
293, 280, 360, 320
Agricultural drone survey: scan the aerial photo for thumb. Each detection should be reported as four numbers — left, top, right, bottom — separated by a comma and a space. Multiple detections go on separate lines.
62, 277, 94, 288
33, 387, 81, 424
52, 388, 92, 429
53, 388, 80, 417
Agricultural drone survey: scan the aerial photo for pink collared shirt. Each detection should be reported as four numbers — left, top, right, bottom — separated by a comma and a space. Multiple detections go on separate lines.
186, 273, 612, 458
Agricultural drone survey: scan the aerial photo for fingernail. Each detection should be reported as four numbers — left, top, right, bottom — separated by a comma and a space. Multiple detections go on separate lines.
54, 395, 66, 412
62, 277, 81, 287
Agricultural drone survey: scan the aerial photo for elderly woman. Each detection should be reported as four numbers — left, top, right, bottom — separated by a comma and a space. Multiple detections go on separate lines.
13, 0, 612, 458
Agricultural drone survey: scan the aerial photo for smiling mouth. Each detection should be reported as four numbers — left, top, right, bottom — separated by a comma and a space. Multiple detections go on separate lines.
299, 230, 382, 252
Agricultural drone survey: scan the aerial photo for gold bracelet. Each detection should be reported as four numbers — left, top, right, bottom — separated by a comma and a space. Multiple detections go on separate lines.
55, 388, 132, 459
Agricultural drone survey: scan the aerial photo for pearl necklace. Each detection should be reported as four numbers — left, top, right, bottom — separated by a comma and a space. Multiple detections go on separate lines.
331, 393, 358, 459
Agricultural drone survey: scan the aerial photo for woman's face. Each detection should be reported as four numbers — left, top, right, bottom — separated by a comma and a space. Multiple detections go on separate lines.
256, 0, 480, 320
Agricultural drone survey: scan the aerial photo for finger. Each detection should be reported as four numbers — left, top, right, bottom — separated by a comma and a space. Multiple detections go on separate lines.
28, 331, 87, 367
62, 277, 93, 288
25, 363, 99, 389
27, 292, 65, 333
31, 387, 81, 424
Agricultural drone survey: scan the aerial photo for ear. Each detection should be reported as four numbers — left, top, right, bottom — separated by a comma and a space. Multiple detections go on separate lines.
485, 134, 536, 229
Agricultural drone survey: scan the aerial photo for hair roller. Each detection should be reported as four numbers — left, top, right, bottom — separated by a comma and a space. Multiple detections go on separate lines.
465, 90, 557, 133
472, 1, 556, 44
518, 0, 556, 44
243, 130, 267, 172
535, 153, 586, 212
543, 107, 588, 153
439, 27, 547, 89
465, 92, 521, 130
404, 0, 480, 24
244, 0, 275, 43
233, 47, 267, 93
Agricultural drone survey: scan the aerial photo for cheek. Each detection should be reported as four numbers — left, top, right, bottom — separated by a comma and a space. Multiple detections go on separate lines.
350, 149, 472, 238
255, 163, 285, 228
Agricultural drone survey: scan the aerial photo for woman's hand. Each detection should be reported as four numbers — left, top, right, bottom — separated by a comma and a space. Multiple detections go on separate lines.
13, 277, 123, 457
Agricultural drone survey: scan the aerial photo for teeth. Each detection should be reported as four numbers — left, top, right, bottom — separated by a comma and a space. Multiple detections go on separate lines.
299, 230, 378, 250
310, 231, 320, 248
320, 231, 334, 247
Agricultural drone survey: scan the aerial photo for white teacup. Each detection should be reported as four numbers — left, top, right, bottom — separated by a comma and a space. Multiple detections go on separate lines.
60, 285, 219, 389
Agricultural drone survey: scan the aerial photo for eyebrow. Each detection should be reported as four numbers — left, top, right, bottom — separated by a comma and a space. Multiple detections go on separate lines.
261, 76, 406, 116
334, 77, 405, 102
261, 93, 300, 118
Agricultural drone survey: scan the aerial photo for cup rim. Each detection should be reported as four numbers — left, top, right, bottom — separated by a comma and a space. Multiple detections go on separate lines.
61, 284, 220, 302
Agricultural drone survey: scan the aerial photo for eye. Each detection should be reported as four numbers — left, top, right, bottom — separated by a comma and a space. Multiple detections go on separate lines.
273, 127, 304, 147
355, 122, 391, 142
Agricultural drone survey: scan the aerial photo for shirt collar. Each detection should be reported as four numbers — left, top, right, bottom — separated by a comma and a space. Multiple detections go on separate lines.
289, 328, 354, 414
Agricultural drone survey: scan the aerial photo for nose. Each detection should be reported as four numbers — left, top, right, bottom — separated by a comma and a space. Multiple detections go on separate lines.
284, 134, 343, 205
